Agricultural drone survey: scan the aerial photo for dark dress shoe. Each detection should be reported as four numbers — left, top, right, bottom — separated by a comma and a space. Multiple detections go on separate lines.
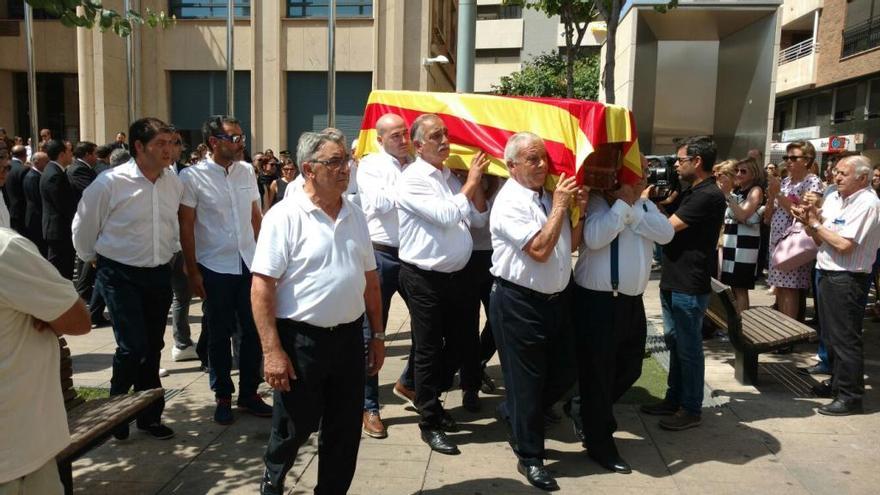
260, 468, 283, 495
812, 379, 833, 398
517, 462, 559, 491
818, 398, 863, 416
588, 452, 632, 474
421, 429, 460, 455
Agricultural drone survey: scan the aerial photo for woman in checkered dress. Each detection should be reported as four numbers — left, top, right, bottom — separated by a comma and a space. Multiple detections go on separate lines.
718, 157, 765, 312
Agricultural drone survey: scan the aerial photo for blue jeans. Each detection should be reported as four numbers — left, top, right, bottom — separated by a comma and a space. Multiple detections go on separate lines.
363, 248, 405, 412
200, 261, 262, 399
660, 289, 710, 416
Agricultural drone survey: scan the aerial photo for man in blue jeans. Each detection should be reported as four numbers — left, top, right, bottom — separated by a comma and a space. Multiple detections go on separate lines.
640, 136, 726, 431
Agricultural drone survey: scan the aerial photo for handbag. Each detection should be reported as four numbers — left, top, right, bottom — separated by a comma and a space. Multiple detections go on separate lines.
771, 221, 818, 272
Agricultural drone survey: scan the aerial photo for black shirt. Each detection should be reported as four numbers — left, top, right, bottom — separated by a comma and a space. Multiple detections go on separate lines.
660, 177, 726, 295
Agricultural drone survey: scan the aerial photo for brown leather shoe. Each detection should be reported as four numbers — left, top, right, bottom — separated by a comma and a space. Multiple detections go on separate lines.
362, 410, 387, 439
393, 379, 417, 410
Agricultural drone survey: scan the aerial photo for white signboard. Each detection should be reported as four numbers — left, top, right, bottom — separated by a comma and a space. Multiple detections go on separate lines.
781, 126, 821, 142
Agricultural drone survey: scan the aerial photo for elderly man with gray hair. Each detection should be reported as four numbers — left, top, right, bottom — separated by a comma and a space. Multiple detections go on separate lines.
489, 131, 586, 491
250, 130, 384, 495
793, 154, 880, 416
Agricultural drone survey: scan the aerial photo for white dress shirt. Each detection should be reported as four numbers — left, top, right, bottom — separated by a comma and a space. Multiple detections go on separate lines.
283, 174, 305, 199
397, 157, 488, 273
356, 149, 411, 247
574, 195, 674, 296
72, 160, 183, 267
816, 187, 880, 273
180, 159, 260, 274
490, 178, 571, 295
0, 199, 8, 229
251, 188, 377, 327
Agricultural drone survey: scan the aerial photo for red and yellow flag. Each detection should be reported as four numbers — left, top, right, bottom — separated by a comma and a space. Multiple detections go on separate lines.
354, 90, 642, 187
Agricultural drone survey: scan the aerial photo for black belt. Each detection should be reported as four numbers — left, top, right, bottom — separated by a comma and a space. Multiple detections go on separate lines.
400, 260, 460, 279
96, 254, 171, 272
816, 269, 869, 280
496, 277, 561, 301
277, 316, 362, 333
372, 243, 399, 256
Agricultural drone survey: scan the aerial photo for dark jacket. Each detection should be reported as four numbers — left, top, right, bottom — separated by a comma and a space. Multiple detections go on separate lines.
66, 159, 98, 207
22, 168, 44, 248
39, 161, 76, 242
4, 158, 28, 233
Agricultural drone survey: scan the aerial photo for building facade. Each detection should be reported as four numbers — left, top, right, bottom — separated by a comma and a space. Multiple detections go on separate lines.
0, 0, 458, 153
772, 0, 880, 166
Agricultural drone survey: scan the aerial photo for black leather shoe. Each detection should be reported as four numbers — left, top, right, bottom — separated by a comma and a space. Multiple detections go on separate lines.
588, 452, 632, 474
421, 429, 460, 455
812, 379, 833, 398
260, 468, 283, 495
517, 462, 559, 491
439, 411, 460, 432
818, 398, 863, 416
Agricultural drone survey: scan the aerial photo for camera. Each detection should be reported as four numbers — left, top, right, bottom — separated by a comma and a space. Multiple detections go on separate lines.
645, 155, 680, 200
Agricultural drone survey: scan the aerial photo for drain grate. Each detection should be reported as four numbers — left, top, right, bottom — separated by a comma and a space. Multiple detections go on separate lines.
761, 363, 818, 397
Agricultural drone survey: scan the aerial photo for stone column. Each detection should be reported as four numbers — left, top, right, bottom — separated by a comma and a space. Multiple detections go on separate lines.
253, 0, 285, 152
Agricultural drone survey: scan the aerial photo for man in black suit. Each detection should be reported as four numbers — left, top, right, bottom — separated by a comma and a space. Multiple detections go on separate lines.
39, 139, 76, 279
4, 145, 29, 234
23, 151, 49, 256
94, 144, 113, 175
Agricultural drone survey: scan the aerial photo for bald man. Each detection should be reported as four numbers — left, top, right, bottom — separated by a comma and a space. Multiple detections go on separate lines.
23, 152, 49, 255
355, 113, 414, 438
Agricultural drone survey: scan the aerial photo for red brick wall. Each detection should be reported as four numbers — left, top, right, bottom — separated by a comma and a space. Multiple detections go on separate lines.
815, 0, 880, 88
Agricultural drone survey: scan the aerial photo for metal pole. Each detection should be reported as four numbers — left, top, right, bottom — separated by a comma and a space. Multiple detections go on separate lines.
226, 0, 235, 115
125, 0, 135, 124
456, 0, 476, 93
327, 0, 336, 128
24, 3, 38, 144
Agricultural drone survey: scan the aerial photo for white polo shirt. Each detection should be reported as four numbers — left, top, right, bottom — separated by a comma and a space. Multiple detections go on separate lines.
357, 149, 411, 247
73, 160, 183, 267
251, 187, 377, 328
179, 159, 260, 274
490, 178, 571, 295
397, 157, 487, 273
816, 187, 880, 273
574, 195, 674, 296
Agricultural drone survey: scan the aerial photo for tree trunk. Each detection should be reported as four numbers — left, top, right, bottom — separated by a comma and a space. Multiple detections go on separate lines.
602, 0, 620, 104
562, 6, 575, 98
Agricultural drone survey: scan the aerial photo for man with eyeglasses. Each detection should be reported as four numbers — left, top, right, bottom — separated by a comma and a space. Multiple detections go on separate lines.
179, 115, 271, 425
355, 113, 414, 439
251, 130, 384, 495
640, 136, 726, 431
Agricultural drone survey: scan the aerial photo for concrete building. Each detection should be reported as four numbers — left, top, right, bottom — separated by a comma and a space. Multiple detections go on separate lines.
0, 0, 458, 153
772, 0, 880, 166
599, 0, 782, 159
473, 0, 603, 93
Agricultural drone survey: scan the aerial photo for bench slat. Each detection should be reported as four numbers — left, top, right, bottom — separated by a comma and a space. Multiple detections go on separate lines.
741, 312, 794, 342
751, 307, 814, 339
739, 318, 783, 346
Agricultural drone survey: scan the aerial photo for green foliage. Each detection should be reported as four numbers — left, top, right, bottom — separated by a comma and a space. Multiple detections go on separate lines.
25, 0, 175, 37
492, 52, 600, 100
75, 386, 110, 401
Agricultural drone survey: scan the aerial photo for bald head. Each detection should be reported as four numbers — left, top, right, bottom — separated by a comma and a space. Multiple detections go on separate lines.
11, 145, 26, 160
31, 151, 49, 171
376, 113, 410, 163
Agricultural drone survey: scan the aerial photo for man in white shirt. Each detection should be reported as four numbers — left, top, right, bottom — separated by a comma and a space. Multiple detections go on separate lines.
0, 228, 91, 495
250, 131, 384, 495
488, 132, 585, 491
397, 114, 489, 455
72, 117, 183, 441
794, 155, 880, 416
356, 113, 413, 438
569, 155, 674, 474
179, 115, 270, 425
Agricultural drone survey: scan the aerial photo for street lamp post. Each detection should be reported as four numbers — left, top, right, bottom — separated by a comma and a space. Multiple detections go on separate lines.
24, 2, 38, 143
327, 0, 336, 128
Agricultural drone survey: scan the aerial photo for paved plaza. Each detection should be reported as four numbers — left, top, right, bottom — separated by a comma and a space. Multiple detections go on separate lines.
66, 276, 880, 494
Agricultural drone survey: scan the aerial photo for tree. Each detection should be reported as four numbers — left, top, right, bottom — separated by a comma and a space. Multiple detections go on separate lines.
25, 0, 174, 37
492, 52, 600, 100
504, 1, 598, 99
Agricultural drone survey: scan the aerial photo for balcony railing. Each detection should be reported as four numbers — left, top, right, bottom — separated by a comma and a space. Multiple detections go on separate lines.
842, 15, 880, 58
778, 38, 815, 65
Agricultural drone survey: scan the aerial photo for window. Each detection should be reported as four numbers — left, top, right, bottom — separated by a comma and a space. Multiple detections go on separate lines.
868, 79, 880, 118
287, 1, 372, 19
6, 0, 61, 19
773, 100, 793, 133
833, 85, 859, 123
286, 72, 372, 149
476, 4, 522, 20
170, 71, 252, 155
842, 0, 880, 57
794, 91, 832, 128
169, 1, 250, 20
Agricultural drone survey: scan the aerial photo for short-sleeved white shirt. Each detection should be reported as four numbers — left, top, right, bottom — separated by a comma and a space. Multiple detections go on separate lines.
490, 178, 571, 294
180, 160, 260, 274
816, 187, 880, 273
251, 188, 377, 327
356, 149, 410, 247
0, 229, 79, 483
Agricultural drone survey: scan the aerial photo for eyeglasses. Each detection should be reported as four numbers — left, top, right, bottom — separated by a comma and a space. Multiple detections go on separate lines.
213, 133, 246, 144
676, 156, 694, 163
782, 155, 806, 161
310, 157, 348, 169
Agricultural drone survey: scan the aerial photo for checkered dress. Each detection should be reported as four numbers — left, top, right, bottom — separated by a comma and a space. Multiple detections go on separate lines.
720, 186, 762, 289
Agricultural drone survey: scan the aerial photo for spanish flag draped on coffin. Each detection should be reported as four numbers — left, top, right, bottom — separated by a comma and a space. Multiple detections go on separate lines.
353, 90, 643, 189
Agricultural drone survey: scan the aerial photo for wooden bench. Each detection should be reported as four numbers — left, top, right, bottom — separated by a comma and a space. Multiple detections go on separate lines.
55, 337, 164, 495
704, 278, 817, 385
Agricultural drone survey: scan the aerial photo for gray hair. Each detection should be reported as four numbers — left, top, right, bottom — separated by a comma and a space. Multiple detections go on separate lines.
410, 114, 442, 143
296, 130, 347, 168
840, 154, 873, 180
109, 148, 131, 167
504, 132, 542, 163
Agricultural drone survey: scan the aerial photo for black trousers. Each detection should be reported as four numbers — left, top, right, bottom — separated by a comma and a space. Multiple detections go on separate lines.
47, 239, 74, 280
263, 318, 365, 495
458, 250, 493, 391
490, 278, 576, 466
574, 287, 647, 456
74, 256, 107, 323
97, 255, 172, 426
817, 270, 870, 402
399, 262, 475, 430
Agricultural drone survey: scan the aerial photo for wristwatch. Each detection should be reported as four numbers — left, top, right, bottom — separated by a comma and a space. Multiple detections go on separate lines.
810, 222, 822, 231
371, 332, 386, 341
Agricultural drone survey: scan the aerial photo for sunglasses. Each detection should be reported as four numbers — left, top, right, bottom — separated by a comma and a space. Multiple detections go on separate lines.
213, 133, 246, 144
782, 155, 807, 161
